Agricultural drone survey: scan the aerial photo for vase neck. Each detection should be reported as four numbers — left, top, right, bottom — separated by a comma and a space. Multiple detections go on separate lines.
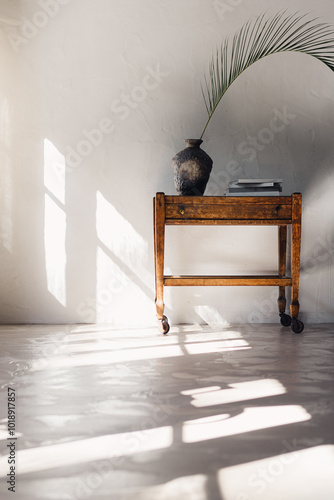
185, 139, 203, 148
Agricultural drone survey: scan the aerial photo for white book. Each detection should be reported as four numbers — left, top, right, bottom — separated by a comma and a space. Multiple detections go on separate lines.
233, 182, 277, 188
237, 178, 283, 184
228, 186, 282, 192
226, 191, 282, 197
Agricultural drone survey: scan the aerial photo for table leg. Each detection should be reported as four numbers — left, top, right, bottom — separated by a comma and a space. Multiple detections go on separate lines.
154, 194, 169, 332
290, 194, 302, 319
278, 225, 287, 314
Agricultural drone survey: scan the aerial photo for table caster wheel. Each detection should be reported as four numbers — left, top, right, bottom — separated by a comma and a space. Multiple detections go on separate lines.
291, 318, 304, 334
158, 315, 170, 335
280, 312, 292, 327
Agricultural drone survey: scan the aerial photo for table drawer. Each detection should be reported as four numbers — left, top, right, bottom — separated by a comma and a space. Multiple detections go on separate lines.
165, 199, 292, 221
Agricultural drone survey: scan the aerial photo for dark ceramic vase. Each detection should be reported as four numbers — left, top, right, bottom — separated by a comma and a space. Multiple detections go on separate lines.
172, 139, 213, 196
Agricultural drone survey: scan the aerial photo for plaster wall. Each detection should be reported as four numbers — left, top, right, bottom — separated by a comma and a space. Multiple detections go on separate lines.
0, 0, 333, 325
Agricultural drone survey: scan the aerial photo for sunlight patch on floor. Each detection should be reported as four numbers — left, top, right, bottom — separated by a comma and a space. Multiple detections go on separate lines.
30, 338, 251, 371
182, 379, 286, 407
218, 445, 334, 500
127, 474, 209, 500
0, 426, 173, 476
182, 405, 311, 443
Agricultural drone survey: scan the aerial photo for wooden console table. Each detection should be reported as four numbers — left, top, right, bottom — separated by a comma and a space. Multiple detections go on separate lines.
153, 192, 304, 334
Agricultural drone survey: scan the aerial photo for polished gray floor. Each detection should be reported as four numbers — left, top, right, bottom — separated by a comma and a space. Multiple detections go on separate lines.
1, 323, 334, 500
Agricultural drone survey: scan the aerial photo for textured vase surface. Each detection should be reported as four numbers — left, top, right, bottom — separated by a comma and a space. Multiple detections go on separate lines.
172, 139, 213, 196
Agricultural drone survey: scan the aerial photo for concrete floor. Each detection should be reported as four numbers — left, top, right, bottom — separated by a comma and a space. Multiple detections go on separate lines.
0, 323, 334, 500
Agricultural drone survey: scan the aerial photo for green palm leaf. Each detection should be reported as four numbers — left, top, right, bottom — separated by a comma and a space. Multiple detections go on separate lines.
200, 11, 334, 139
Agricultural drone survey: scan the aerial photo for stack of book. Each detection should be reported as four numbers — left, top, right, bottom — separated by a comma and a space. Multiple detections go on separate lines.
226, 179, 283, 196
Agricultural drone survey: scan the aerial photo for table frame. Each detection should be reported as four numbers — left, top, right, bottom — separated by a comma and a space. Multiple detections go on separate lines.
153, 192, 303, 334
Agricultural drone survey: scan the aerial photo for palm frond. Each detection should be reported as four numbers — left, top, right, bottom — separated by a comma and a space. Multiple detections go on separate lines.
200, 11, 334, 139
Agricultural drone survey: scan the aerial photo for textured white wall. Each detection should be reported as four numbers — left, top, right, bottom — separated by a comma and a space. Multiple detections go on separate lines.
0, 0, 333, 325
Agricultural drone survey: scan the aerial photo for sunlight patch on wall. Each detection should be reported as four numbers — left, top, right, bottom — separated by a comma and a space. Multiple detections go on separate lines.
182, 405, 311, 443
95, 245, 129, 322
195, 305, 230, 327
0, 97, 13, 252
44, 139, 67, 306
43, 138, 65, 204
96, 190, 149, 280
95, 191, 153, 322
44, 195, 67, 306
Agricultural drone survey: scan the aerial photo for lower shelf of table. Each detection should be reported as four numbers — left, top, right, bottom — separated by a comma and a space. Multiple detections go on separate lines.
163, 275, 292, 286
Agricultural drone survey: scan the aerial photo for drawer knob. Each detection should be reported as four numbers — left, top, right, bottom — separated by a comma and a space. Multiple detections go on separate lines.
179, 206, 185, 215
